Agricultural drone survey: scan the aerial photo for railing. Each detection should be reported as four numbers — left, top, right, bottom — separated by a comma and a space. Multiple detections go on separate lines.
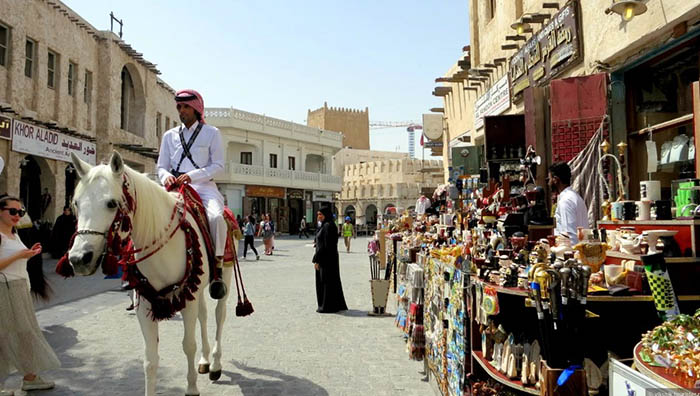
225, 163, 341, 189
205, 107, 343, 145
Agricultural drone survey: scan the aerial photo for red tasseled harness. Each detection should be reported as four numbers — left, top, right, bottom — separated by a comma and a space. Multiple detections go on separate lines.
56, 175, 210, 321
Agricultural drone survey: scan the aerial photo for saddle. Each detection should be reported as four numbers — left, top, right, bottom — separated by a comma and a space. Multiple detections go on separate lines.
175, 185, 240, 280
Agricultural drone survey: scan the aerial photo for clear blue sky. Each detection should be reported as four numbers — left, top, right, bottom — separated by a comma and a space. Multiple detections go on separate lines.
65, 0, 469, 157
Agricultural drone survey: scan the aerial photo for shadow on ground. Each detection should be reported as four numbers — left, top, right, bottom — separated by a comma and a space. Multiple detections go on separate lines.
213, 360, 328, 396
9, 324, 183, 396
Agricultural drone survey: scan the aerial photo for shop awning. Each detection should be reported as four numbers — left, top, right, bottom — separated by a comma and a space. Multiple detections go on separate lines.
449, 131, 471, 147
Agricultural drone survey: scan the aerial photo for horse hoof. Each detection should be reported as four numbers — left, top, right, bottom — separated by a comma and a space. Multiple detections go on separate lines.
198, 363, 209, 374
209, 370, 222, 381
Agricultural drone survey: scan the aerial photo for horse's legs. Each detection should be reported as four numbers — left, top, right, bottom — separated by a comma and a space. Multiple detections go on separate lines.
197, 293, 211, 374
136, 297, 159, 396
181, 301, 201, 396
210, 265, 233, 379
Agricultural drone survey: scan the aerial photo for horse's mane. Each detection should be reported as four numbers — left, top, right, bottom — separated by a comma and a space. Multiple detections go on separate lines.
74, 164, 178, 248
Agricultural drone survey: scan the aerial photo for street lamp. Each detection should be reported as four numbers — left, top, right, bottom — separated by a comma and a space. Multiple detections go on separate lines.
510, 18, 531, 35
605, 0, 647, 22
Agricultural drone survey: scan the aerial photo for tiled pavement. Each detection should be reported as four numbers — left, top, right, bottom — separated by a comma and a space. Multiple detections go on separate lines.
4, 236, 433, 396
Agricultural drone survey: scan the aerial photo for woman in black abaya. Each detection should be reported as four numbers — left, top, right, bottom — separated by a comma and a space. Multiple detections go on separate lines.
312, 206, 348, 313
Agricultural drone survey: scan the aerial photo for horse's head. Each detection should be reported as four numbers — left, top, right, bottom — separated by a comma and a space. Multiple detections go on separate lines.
68, 151, 127, 275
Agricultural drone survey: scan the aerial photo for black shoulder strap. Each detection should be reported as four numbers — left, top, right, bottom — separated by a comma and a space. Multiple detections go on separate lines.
174, 123, 204, 173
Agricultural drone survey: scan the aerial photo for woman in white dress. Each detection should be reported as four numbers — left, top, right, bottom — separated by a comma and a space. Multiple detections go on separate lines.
0, 196, 59, 395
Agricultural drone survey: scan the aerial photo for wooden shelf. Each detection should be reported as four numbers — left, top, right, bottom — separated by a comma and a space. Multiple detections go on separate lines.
472, 350, 539, 395
470, 276, 700, 302
599, 219, 700, 225
606, 250, 700, 263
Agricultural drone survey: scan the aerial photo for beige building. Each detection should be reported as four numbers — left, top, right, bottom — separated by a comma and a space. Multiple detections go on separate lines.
0, 0, 178, 221
205, 107, 342, 233
331, 148, 409, 177
434, 1, 700, 200
307, 102, 370, 150
337, 158, 443, 229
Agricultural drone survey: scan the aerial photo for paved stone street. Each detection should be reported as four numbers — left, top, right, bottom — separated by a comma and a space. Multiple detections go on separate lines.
5, 236, 432, 396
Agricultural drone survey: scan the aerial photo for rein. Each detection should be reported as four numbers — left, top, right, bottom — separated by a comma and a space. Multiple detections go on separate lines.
57, 174, 208, 321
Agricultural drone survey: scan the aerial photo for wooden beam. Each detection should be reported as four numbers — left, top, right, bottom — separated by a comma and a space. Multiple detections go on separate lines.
629, 113, 693, 136
542, 2, 559, 9
505, 35, 527, 41
430, 107, 445, 113
464, 87, 478, 91
502, 44, 518, 50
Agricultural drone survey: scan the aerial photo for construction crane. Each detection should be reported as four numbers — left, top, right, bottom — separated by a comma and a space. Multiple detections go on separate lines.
369, 121, 423, 158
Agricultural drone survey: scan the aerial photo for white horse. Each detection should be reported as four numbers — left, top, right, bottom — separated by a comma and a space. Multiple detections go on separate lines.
67, 151, 233, 396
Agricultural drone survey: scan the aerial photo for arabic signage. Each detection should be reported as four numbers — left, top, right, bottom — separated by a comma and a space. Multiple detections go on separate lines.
509, 1, 582, 99
287, 189, 304, 200
474, 75, 511, 130
0, 116, 11, 140
312, 191, 333, 202
11, 119, 96, 164
246, 185, 285, 198
424, 141, 444, 148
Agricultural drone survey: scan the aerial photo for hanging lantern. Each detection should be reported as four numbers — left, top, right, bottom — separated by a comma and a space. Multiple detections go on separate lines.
605, 0, 647, 22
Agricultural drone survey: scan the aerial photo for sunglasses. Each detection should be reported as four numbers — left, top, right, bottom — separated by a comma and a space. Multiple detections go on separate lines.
3, 208, 26, 217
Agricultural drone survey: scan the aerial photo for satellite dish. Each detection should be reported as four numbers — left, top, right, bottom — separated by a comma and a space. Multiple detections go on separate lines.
460, 148, 470, 158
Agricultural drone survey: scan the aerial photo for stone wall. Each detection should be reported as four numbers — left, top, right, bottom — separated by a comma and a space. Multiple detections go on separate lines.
0, 0, 179, 220
307, 102, 370, 150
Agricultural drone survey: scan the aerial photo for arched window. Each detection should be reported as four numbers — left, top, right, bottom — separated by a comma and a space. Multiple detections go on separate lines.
120, 65, 145, 137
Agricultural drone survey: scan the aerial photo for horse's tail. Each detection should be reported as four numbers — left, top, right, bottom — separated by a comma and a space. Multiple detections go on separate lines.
28, 254, 52, 301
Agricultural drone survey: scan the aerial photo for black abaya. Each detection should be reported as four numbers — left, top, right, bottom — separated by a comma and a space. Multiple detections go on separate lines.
313, 218, 348, 313
50, 214, 77, 258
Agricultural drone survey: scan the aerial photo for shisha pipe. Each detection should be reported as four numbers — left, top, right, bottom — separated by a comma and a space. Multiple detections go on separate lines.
598, 151, 626, 208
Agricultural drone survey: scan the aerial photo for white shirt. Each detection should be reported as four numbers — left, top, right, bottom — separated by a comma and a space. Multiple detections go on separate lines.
0, 232, 29, 283
157, 121, 225, 192
554, 186, 589, 244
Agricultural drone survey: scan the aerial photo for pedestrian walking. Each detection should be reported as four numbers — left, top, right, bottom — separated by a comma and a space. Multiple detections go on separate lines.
312, 205, 348, 313
0, 196, 59, 395
298, 216, 309, 239
243, 215, 260, 260
342, 216, 355, 253
259, 214, 274, 255
269, 214, 276, 251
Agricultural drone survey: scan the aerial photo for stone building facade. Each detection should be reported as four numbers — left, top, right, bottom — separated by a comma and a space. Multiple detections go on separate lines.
434, 1, 700, 196
205, 107, 342, 233
307, 102, 370, 150
337, 158, 443, 229
0, 0, 179, 222
331, 148, 409, 177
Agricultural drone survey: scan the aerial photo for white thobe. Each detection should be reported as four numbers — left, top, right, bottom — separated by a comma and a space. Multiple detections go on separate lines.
554, 186, 589, 245
157, 121, 226, 256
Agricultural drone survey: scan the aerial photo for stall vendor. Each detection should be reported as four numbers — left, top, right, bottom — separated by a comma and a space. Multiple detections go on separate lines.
548, 162, 588, 244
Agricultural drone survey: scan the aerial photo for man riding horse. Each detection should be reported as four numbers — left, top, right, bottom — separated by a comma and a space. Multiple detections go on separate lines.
157, 89, 227, 298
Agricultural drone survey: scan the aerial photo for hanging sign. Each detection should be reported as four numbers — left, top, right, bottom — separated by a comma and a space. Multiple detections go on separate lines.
474, 75, 511, 130
509, 0, 582, 99
11, 119, 96, 164
246, 185, 285, 198
0, 116, 11, 140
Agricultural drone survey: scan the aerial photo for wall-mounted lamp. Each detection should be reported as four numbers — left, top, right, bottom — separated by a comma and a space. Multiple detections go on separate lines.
510, 18, 531, 35
605, 0, 647, 22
